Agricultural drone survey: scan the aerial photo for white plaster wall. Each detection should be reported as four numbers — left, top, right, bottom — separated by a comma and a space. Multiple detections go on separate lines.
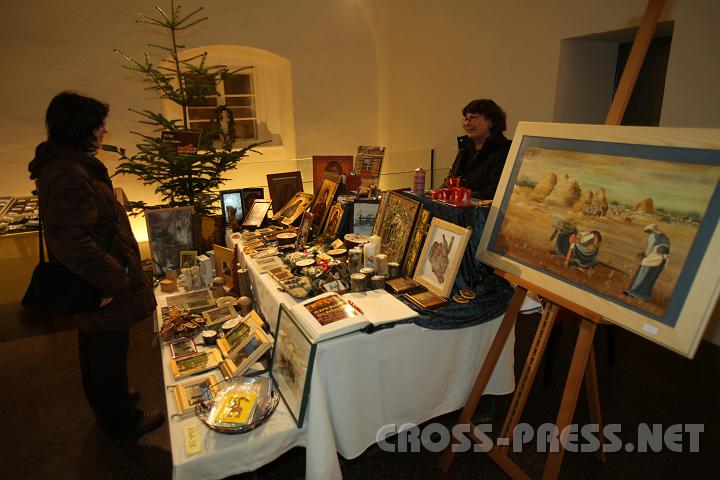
0, 0, 378, 204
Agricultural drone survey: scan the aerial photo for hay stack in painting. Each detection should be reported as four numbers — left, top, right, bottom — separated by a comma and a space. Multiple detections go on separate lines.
477, 122, 720, 358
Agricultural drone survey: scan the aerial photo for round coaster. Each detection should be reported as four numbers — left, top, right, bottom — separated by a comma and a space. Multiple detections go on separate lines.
460, 289, 476, 300
453, 294, 469, 304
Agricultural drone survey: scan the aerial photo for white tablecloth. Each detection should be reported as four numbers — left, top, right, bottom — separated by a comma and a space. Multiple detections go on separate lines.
159, 235, 516, 479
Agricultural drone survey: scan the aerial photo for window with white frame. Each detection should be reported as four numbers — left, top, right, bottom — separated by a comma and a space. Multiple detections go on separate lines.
185, 68, 258, 141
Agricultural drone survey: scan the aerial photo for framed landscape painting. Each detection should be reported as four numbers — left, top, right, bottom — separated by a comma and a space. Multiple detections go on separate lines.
476, 122, 720, 358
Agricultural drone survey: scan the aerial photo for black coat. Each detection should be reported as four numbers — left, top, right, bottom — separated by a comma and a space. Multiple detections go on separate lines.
447, 133, 511, 199
29, 142, 156, 333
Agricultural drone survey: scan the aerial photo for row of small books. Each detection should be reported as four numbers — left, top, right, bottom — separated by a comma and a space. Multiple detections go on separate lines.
291, 290, 418, 342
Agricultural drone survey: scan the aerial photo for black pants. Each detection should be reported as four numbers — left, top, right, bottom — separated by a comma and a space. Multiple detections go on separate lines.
78, 329, 139, 432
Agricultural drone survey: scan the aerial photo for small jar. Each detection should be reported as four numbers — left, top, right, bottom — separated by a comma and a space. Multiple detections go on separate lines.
350, 273, 367, 292
387, 262, 401, 279
201, 330, 217, 346
371, 275, 386, 290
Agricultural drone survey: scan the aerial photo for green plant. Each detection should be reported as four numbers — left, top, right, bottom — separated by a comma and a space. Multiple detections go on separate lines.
104, 0, 267, 214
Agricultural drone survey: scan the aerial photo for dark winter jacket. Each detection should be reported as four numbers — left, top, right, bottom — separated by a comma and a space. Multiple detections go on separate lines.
29, 142, 156, 333
447, 133, 511, 199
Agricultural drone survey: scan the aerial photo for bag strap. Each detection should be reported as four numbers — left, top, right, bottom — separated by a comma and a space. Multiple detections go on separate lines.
37, 217, 47, 264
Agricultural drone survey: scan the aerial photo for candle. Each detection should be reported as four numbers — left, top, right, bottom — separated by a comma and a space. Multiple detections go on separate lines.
375, 253, 388, 276
387, 262, 400, 279
369, 234, 382, 253
363, 242, 377, 269
349, 248, 363, 273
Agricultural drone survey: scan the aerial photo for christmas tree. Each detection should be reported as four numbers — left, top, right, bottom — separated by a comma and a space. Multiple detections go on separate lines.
104, 0, 267, 214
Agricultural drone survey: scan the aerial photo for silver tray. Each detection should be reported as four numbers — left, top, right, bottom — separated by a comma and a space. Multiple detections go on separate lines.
195, 375, 279, 434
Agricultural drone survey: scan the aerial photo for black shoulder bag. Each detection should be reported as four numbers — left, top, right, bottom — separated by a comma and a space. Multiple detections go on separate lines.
22, 219, 101, 314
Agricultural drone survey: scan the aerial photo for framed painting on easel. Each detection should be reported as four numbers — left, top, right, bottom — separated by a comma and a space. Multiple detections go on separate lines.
476, 121, 720, 358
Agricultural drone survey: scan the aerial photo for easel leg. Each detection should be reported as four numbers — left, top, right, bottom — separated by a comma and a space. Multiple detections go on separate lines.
584, 345, 606, 462
497, 302, 560, 455
541, 318, 597, 480
438, 286, 527, 473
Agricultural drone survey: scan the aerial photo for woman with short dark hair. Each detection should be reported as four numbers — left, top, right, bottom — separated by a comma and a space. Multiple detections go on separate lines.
446, 98, 511, 199
28, 91, 164, 438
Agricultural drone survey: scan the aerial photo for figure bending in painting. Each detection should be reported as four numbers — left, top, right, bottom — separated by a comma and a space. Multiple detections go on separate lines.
624, 224, 670, 301
549, 219, 577, 256
565, 230, 602, 268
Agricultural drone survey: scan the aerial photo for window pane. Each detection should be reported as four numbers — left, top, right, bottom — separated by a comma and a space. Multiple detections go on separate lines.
226, 96, 254, 107
229, 106, 256, 119
187, 107, 218, 121
234, 119, 257, 140
184, 73, 216, 95
224, 73, 253, 95
188, 96, 218, 107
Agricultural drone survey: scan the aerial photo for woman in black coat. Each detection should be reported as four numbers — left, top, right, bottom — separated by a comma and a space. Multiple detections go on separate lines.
28, 91, 163, 437
446, 99, 511, 199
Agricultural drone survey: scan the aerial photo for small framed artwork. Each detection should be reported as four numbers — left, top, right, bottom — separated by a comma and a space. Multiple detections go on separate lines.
354, 146, 385, 194
350, 200, 379, 236
203, 305, 239, 331
404, 290, 448, 310
241, 200, 271, 230
413, 218, 471, 298
165, 289, 216, 312
322, 202, 344, 237
267, 171, 304, 213
254, 255, 286, 273
310, 178, 339, 233
170, 348, 223, 380
168, 337, 197, 359
241, 188, 265, 214
402, 209, 431, 276
171, 373, 220, 417
220, 328, 273, 378
217, 321, 253, 358
213, 244, 236, 289
270, 304, 317, 428
312, 156, 354, 193
297, 211, 314, 245
179, 250, 198, 269
271, 192, 314, 227
385, 275, 423, 295
373, 191, 422, 265
219, 188, 244, 230
145, 206, 195, 275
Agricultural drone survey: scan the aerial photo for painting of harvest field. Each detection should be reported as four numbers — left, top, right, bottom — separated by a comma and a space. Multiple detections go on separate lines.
491, 145, 720, 320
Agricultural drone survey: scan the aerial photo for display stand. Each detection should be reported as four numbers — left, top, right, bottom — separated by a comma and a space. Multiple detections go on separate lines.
438, 269, 606, 480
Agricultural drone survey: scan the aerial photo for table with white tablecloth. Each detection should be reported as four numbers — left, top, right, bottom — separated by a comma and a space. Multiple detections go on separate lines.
158, 236, 517, 480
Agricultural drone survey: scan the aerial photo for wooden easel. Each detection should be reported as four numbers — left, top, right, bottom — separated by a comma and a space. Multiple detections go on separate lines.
439, 271, 606, 480
439, 1, 665, 477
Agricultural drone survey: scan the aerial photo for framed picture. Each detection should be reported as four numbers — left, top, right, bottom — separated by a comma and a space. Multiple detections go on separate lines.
145, 206, 194, 275
213, 244, 236, 289
354, 146, 385, 194
241, 188, 265, 214
402, 209, 432, 276
312, 155, 354, 193
171, 373, 220, 417
373, 191, 422, 265
350, 200, 379, 236
267, 171, 304, 213
241, 200, 271, 229
322, 202, 344, 237
192, 214, 223, 255
310, 178, 339, 233
165, 289, 216, 312
297, 211, 314, 245
254, 255, 286, 273
413, 218, 471, 298
220, 328, 273, 377
217, 321, 253, 358
169, 348, 223, 380
271, 192, 314, 226
203, 304, 239, 331
477, 122, 720, 358
270, 304, 317, 428
404, 290, 448, 310
179, 250, 198, 269
168, 337, 197, 359
220, 188, 244, 229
